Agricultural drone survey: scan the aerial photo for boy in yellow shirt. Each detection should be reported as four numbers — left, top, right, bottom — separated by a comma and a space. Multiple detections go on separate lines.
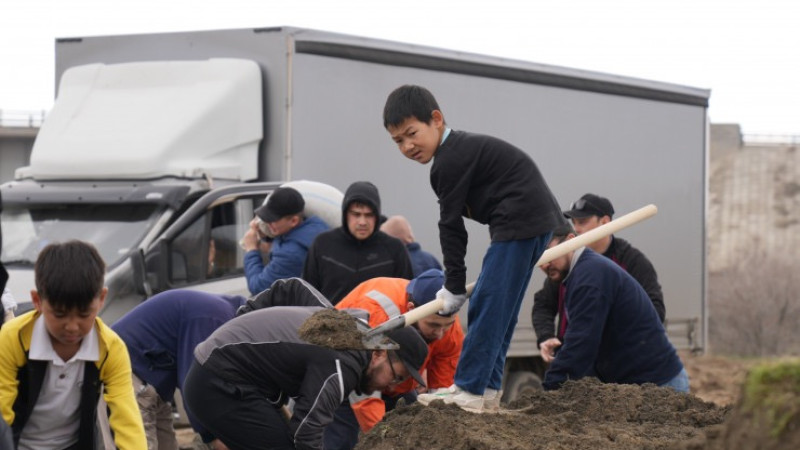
0, 240, 145, 449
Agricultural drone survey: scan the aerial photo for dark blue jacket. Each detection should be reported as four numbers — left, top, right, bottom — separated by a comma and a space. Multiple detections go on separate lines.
244, 215, 329, 295
406, 242, 442, 277
543, 249, 682, 390
112, 289, 246, 437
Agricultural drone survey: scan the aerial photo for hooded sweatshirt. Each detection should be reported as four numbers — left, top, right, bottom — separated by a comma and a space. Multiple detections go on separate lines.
302, 181, 413, 304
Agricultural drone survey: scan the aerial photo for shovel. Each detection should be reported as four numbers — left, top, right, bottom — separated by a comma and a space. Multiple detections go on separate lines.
361, 204, 658, 349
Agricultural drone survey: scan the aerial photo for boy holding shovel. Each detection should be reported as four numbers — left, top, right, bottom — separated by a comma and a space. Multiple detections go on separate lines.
383, 85, 563, 411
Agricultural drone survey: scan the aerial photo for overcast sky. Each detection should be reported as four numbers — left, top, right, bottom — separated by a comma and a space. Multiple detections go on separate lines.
1, 0, 798, 136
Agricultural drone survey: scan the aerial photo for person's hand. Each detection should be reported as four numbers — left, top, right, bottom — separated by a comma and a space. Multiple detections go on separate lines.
241, 228, 260, 252
539, 337, 562, 363
437, 287, 467, 315
211, 438, 231, 450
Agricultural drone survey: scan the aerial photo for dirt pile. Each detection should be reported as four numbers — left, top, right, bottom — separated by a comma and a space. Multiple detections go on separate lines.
298, 308, 365, 349
358, 378, 728, 450
681, 359, 800, 450
680, 351, 752, 406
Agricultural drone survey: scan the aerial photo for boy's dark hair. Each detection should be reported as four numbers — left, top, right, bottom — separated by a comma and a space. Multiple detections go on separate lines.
35, 240, 105, 310
383, 85, 442, 129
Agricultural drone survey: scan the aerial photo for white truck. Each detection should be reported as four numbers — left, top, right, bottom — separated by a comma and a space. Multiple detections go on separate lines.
0, 26, 710, 400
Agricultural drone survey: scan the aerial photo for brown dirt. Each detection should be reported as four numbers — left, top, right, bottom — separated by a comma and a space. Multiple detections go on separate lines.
676, 358, 800, 450
298, 308, 366, 349
358, 378, 728, 450
679, 351, 753, 407
356, 351, 763, 450
178, 351, 767, 450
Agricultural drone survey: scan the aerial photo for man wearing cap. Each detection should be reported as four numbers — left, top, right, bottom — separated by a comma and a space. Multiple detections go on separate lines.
241, 186, 329, 295
303, 181, 413, 305
532, 193, 666, 363
539, 224, 688, 392
183, 287, 429, 450
324, 269, 463, 449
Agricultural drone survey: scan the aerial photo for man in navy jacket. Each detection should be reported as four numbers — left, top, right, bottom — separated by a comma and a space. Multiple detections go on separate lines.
540, 224, 688, 392
112, 289, 246, 449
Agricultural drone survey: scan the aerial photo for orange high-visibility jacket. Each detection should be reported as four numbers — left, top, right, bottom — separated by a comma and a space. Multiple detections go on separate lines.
335, 277, 463, 432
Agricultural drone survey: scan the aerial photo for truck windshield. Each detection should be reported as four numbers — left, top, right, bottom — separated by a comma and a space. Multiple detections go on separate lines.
1, 203, 162, 269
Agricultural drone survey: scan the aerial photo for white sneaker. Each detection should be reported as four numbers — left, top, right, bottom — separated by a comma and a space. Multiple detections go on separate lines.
418, 385, 498, 411
417, 384, 460, 405
483, 388, 503, 411
443, 389, 485, 411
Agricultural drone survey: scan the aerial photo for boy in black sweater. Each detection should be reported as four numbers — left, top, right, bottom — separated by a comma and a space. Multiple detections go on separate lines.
383, 85, 563, 411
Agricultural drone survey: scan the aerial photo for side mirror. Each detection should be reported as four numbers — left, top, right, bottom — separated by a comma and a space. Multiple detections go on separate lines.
155, 239, 172, 292
130, 249, 153, 298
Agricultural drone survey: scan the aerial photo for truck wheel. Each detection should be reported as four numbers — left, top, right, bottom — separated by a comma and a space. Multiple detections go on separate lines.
502, 371, 543, 403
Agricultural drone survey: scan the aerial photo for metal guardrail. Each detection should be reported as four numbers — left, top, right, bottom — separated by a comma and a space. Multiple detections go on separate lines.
743, 133, 800, 145
0, 110, 47, 128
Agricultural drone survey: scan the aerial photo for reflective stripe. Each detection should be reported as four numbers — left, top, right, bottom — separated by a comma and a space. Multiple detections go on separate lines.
366, 290, 402, 318
349, 390, 382, 404
336, 359, 345, 403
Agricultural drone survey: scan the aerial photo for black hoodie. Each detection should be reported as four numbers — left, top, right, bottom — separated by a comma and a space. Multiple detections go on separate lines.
302, 181, 413, 304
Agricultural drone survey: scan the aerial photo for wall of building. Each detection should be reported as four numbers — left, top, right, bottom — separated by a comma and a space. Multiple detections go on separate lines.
707, 124, 800, 272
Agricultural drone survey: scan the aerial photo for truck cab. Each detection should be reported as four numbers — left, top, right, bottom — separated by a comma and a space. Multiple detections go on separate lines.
0, 59, 271, 322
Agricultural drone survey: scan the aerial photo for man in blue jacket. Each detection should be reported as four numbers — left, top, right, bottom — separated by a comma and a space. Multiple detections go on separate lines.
112, 289, 247, 449
380, 215, 442, 277
540, 224, 689, 392
241, 186, 329, 295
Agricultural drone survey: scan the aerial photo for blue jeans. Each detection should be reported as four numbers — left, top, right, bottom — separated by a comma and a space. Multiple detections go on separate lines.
660, 368, 690, 393
454, 233, 551, 394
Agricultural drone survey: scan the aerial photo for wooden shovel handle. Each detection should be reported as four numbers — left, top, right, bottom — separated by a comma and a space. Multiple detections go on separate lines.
537, 204, 658, 266
401, 204, 657, 327
402, 282, 476, 326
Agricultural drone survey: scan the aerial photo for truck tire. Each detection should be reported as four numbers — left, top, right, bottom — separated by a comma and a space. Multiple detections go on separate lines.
502, 370, 543, 403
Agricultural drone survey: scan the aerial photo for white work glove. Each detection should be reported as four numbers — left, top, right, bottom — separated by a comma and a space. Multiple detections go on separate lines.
2, 288, 17, 324
437, 287, 467, 316
1, 288, 17, 313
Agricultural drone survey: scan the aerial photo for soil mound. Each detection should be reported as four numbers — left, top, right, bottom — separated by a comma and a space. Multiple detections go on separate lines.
357, 378, 728, 450
680, 359, 800, 450
298, 309, 365, 349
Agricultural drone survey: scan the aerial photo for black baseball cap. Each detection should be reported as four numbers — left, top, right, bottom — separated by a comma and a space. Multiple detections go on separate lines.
563, 193, 614, 219
386, 327, 429, 387
255, 187, 305, 223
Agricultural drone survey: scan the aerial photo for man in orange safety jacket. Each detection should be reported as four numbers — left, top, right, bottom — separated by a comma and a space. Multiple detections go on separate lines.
322, 268, 463, 449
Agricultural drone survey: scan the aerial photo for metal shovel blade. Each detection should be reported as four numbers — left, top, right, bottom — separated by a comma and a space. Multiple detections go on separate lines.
355, 316, 399, 350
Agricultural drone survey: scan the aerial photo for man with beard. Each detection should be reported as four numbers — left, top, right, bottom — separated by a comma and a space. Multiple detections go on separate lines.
533, 193, 665, 363
539, 224, 688, 392
183, 280, 428, 450
324, 269, 463, 449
